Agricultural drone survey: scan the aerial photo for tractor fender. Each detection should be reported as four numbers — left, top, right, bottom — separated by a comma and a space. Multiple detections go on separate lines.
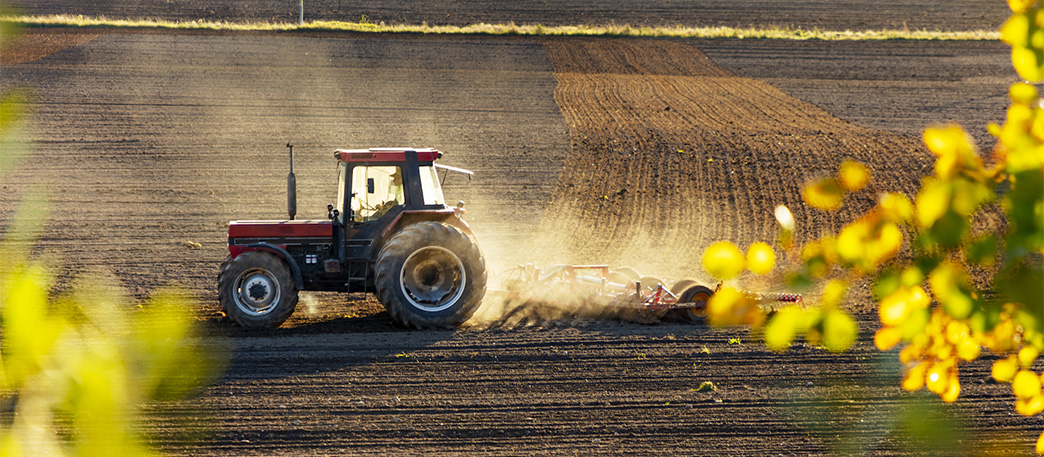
234, 242, 305, 290
373, 209, 474, 258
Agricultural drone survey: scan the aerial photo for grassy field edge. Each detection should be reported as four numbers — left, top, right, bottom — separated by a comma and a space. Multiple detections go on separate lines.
0, 14, 1001, 41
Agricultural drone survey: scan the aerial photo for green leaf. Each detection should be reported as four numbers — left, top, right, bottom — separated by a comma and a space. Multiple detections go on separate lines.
902, 308, 930, 341
929, 210, 968, 249
964, 235, 997, 266
900, 266, 925, 287
873, 269, 902, 301
784, 270, 813, 291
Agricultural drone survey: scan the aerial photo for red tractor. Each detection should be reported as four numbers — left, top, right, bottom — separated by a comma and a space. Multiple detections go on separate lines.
219, 147, 486, 329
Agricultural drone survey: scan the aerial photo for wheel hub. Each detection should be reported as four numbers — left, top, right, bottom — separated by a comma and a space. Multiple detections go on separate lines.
235, 269, 280, 315
400, 246, 465, 313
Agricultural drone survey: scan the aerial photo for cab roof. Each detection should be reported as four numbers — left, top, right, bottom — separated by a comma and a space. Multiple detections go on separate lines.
334, 148, 441, 163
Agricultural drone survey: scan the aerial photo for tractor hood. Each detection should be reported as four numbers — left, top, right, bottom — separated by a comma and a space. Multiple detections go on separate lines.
228, 220, 333, 239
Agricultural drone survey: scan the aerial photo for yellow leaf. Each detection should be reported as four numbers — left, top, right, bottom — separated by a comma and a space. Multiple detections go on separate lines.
874, 326, 902, 350
945, 320, 970, 345
941, 372, 961, 403
839, 160, 870, 191
901, 267, 925, 287
707, 286, 742, 325
1007, 0, 1036, 14
745, 242, 775, 275
909, 286, 931, 309
924, 124, 979, 179
702, 241, 745, 280
821, 309, 858, 352
923, 125, 964, 158
926, 361, 953, 395
878, 192, 914, 223
915, 178, 951, 228
902, 362, 927, 391
930, 262, 974, 318
836, 219, 870, 265
988, 122, 1003, 138
1016, 394, 1044, 416
1001, 12, 1031, 46
802, 177, 844, 211
1013, 45, 1044, 82
764, 306, 802, 352
879, 288, 911, 327
1014, 370, 1043, 400
1021, 346, 1041, 368
900, 343, 922, 364
868, 222, 903, 266
1011, 81, 1040, 105
821, 279, 847, 309
957, 338, 981, 362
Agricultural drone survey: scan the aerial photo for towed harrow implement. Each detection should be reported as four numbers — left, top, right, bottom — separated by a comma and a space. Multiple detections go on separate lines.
495, 264, 801, 323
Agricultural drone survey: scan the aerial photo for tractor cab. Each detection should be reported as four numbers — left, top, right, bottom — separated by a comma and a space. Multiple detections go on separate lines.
333, 148, 448, 226
328, 149, 472, 276
220, 147, 486, 330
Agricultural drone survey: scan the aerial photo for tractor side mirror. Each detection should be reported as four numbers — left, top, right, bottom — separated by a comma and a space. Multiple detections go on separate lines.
367, 178, 375, 194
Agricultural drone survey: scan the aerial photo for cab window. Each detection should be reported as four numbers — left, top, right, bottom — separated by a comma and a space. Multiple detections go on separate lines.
351, 165, 404, 222
419, 165, 446, 206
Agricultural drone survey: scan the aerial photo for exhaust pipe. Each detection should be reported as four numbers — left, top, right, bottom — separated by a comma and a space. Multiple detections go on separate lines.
287, 143, 296, 220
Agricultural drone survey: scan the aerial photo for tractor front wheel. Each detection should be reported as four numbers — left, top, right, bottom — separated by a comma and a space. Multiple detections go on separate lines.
375, 221, 486, 328
219, 251, 299, 328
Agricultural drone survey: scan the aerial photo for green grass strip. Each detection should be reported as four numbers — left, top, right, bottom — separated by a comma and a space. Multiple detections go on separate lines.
0, 14, 1000, 41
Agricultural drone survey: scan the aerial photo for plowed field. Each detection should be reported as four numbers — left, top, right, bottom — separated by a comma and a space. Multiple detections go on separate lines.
2, 28, 1038, 455
529, 39, 930, 284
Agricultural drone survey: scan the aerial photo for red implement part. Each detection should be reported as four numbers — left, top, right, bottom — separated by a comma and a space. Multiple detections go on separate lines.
496, 264, 802, 318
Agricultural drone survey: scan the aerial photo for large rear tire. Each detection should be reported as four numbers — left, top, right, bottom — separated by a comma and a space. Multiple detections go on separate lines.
374, 221, 486, 328
219, 251, 299, 328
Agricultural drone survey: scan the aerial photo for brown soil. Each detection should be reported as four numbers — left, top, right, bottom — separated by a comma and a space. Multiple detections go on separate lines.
2, 29, 1039, 455
0, 29, 99, 64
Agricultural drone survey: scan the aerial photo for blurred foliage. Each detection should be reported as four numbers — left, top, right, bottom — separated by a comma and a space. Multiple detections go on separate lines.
701, 0, 1044, 452
0, 26, 225, 457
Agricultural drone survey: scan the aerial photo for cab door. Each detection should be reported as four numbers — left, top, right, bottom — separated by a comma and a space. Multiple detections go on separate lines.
342, 164, 406, 260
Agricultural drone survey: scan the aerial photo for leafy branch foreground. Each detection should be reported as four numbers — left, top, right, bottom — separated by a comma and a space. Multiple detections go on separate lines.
0, 25, 225, 457
0, 14, 1001, 41
701, 0, 1044, 453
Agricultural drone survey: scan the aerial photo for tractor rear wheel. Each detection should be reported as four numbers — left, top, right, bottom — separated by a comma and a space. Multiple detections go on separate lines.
678, 284, 714, 324
375, 221, 486, 328
219, 251, 299, 328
